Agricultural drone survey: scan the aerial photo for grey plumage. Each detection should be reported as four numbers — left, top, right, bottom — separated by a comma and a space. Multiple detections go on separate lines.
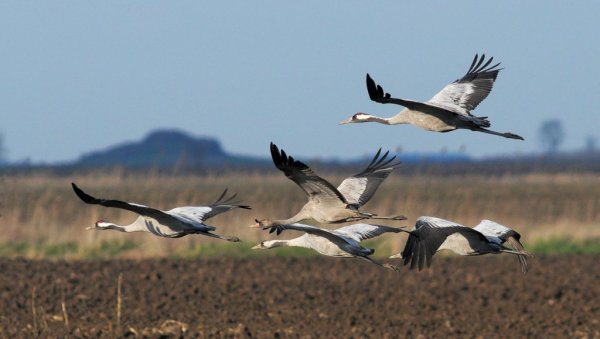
253, 222, 406, 272
341, 54, 524, 140
255, 143, 406, 227
392, 216, 533, 273
72, 183, 249, 241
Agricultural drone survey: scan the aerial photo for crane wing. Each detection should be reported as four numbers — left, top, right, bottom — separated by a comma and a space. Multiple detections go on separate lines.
401, 216, 488, 271
334, 223, 405, 243
505, 235, 533, 274
191, 188, 251, 221
270, 143, 348, 204
336, 148, 401, 207
71, 183, 181, 225
427, 54, 501, 116
366, 73, 480, 125
264, 223, 349, 246
366, 73, 452, 113
474, 219, 533, 273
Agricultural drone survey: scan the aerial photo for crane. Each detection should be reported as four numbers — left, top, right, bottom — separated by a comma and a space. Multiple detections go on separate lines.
390, 216, 533, 273
340, 54, 524, 140
72, 183, 249, 241
252, 222, 406, 272
254, 143, 406, 228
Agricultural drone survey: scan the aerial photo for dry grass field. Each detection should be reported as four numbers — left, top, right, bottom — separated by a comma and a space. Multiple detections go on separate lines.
2, 256, 599, 337
1, 170, 599, 259
1, 170, 600, 337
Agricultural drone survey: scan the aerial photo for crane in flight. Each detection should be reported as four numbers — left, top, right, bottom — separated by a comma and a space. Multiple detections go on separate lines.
340, 54, 524, 140
252, 222, 406, 272
254, 143, 406, 228
390, 216, 533, 273
72, 183, 249, 241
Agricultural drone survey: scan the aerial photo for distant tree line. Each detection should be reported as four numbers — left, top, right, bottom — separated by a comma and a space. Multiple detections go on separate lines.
0, 133, 5, 163
538, 119, 565, 154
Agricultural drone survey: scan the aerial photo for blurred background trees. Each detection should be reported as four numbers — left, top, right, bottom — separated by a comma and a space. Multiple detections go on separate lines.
0, 133, 6, 164
538, 120, 565, 154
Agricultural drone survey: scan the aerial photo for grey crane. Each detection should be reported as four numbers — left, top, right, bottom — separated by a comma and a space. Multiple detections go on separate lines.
340, 54, 524, 140
390, 216, 533, 273
72, 183, 249, 241
254, 143, 406, 228
252, 222, 406, 271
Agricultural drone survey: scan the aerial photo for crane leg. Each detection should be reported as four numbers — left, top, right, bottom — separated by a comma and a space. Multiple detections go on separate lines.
473, 127, 524, 140
358, 256, 401, 273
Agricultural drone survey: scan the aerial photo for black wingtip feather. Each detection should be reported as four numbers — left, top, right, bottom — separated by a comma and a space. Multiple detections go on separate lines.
366, 74, 378, 100
473, 54, 486, 71
212, 188, 229, 205
467, 54, 479, 74
465, 54, 503, 77
418, 242, 426, 271
368, 148, 382, 168
478, 56, 493, 72
270, 143, 281, 166
71, 183, 98, 204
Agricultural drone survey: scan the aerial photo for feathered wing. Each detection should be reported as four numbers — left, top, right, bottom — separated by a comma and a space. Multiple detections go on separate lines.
474, 219, 533, 273
366, 73, 480, 126
336, 148, 401, 206
71, 183, 182, 225
264, 223, 349, 246
166, 207, 214, 228
270, 143, 348, 204
506, 236, 532, 274
366, 73, 454, 114
198, 188, 251, 221
401, 217, 488, 271
334, 223, 405, 243
427, 54, 501, 116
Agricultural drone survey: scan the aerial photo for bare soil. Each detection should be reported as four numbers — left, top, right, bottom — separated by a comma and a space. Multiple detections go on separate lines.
0, 256, 599, 338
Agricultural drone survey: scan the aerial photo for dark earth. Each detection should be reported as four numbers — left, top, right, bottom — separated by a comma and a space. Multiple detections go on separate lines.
0, 256, 598, 338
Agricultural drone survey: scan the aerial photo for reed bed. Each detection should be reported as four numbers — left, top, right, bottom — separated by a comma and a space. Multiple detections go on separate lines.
1, 171, 599, 259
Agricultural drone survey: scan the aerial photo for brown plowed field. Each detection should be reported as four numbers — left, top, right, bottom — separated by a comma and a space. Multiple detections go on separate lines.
1, 256, 599, 338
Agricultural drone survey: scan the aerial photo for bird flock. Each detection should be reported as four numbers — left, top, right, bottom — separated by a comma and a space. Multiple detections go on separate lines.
73, 54, 533, 274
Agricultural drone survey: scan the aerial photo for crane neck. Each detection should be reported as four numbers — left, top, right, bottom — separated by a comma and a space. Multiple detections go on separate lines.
263, 240, 290, 249
97, 217, 148, 233
271, 211, 309, 226
265, 236, 312, 250
365, 115, 392, 125
386, 110, 411, 125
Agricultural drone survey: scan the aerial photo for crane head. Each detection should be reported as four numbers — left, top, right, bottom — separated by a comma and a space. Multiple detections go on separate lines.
251, 241, 267, 250
250, 218, 273, 228
86, 219, 113, 230
340, 112, 371, 125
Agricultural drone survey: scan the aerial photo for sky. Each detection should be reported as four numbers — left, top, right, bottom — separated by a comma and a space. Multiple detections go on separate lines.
1, 1, 599, 163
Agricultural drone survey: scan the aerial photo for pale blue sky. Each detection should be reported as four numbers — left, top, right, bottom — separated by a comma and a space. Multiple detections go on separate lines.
1, 1, 599, 163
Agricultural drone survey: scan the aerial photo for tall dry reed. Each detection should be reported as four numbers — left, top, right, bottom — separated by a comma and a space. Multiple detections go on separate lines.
1, 171, 599, 258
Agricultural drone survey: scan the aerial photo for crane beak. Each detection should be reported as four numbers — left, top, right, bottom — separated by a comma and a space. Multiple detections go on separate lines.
339, 117, 352, 125
86, 220, 102, 230
249, 219, 262, 228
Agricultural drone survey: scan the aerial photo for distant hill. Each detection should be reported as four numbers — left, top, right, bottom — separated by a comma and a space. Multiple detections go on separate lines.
72, 129, 472, 170
5, 128, 599, 175
74, 129, 265, 169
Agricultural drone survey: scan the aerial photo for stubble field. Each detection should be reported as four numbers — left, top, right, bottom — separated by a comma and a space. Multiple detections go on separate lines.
1, 171, 600, 337
1, 256, 599, 338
